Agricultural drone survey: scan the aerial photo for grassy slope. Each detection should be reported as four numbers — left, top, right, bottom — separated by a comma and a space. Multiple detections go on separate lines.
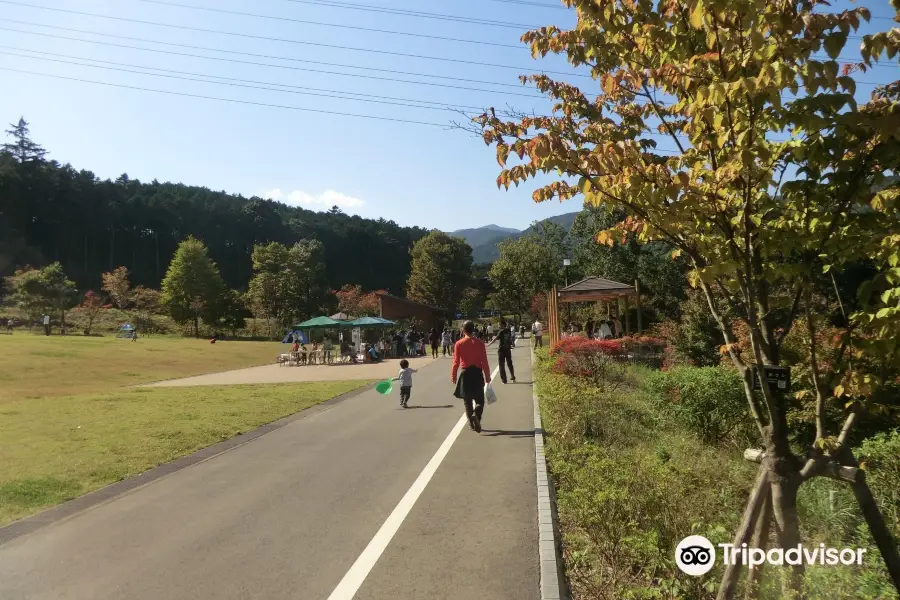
0, 334, 285, 403
534, 350, 898, 599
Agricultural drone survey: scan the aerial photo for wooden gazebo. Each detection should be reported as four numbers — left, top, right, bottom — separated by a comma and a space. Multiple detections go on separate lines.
547, 277, 642, 346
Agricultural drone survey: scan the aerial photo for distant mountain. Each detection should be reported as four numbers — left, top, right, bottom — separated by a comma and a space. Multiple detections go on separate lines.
449, 224, 521, 249
450, 211, 580, 264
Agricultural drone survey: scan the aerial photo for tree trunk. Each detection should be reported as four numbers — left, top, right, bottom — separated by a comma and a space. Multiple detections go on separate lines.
717, 469, 771, 600
746, 491, 773, 599
193, 315, 199, 338
765, 431, 804, 597
838, 447, 900, 591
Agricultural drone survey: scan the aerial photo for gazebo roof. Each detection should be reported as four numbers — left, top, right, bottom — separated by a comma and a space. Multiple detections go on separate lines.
558, 277, 636, 303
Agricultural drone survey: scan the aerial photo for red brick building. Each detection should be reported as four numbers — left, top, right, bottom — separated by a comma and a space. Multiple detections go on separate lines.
376, 293, 445, 329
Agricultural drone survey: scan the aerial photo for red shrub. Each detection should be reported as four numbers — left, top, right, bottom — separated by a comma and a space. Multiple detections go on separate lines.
550, 337, 627, 390
550, 337, 624, 357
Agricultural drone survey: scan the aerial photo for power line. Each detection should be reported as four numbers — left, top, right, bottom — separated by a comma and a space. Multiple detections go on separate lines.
0, 26, 551, 100
0, 1, 593, 78
136, 0, 527, 50
0, 66, 456, 127
485, 0, 568, 9
0, 48, 494, 112
0, 64, 688, 153
279, 0, 897, 27
0, 20, 542, 92
276, 0, 539, 29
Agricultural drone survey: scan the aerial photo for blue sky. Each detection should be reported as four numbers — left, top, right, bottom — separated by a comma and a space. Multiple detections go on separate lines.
0, 0, 896, 232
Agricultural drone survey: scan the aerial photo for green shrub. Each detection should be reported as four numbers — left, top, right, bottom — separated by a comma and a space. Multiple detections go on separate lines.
858, 429, 900, 540
654, 289, 723, 367
645, 366, 757, 447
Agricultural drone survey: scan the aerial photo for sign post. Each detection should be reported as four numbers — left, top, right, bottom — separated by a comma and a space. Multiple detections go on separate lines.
751, 364, 791, 393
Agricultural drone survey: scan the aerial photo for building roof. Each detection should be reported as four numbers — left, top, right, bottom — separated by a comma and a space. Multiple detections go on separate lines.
558, 277, 636, 303
561, 277, 634, 293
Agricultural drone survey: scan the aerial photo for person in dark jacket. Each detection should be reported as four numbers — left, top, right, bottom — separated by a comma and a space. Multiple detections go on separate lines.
494, 319, 516, 384
429, 327, 440, 359
451, 320, 493, 433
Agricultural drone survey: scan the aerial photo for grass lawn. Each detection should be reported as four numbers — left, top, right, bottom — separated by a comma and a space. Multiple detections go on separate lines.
0, 334, 285, 404
0, 381, 368, 525
0, 334, 373, 526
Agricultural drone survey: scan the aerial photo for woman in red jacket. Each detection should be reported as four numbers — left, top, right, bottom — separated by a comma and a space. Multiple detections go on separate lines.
451, 320, 493, 432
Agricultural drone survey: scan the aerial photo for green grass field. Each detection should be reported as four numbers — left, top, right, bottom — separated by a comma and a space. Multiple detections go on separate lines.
0, 335, 369, 525
0, 334, 286, 404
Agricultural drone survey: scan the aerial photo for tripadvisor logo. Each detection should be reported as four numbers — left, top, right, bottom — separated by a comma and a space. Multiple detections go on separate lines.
676, 535, 716, 576
675, 536, 867, 576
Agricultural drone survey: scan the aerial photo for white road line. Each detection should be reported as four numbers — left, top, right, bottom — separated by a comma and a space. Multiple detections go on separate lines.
327, 365, 500, 600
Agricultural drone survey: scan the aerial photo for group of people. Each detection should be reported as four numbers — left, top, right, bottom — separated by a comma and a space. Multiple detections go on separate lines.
563, 317, 623, 340
391, 319, 520, 433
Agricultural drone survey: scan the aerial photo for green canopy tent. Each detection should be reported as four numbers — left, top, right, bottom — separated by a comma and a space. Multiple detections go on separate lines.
294, 316, 343, 329
345, 316, 395, 327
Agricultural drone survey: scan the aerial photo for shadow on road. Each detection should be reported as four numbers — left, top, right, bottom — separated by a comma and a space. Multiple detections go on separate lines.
401, 405, 455, 409
480, 430, 535, 438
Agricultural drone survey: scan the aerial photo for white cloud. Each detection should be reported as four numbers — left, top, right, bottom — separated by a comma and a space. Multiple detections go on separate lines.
262, 188, 365, 210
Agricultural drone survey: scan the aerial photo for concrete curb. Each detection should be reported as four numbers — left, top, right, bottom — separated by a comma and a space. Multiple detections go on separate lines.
0, 381, 373, 547
531, 349, 568, 600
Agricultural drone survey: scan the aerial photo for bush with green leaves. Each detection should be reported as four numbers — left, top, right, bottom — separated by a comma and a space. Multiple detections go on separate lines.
858, 430, 900, 540
645, 366, 756, 447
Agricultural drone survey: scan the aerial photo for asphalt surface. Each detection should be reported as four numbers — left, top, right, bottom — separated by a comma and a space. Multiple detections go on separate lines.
0, 343, 539, 600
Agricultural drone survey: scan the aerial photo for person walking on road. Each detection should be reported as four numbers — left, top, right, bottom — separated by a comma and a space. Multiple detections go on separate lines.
429, 327, 440, 359
494, 319, 516, 384
441, 328, 452, 356
452, 320, 492, 433
392, 359, 417, 408
532, 318, 544, 347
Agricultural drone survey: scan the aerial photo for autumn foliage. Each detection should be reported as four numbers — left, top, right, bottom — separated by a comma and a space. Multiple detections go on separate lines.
334, 284, 384, 317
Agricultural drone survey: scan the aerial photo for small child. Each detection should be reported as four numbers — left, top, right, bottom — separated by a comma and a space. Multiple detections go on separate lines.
392, 359, 417, 408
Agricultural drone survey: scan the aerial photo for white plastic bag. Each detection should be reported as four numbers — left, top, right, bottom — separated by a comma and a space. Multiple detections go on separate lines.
485, 382, 497, 405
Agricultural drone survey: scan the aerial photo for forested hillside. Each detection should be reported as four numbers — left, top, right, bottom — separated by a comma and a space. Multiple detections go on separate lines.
0, 121, 429, 294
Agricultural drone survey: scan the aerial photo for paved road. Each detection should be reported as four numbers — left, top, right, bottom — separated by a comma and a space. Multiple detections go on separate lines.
0, 343, 538, 600
143, 355, 435, 387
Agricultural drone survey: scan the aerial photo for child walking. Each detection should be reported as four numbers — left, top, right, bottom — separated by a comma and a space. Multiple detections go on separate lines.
392, 359, 417, 408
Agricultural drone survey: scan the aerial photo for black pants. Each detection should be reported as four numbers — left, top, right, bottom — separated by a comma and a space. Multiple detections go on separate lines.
463, 396, 484, 421
498, 348, 515, 383
534, 335, 543, 347
431, 343, 438, 358
400, 386, 411, 405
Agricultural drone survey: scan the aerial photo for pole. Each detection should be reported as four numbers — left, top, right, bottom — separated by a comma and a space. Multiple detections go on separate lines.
624, 296, 631, 335
635, 279, 642, 334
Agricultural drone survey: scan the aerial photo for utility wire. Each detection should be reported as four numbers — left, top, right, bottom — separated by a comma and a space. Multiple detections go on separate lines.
4, 23, 891, 93
279, 0, 897, 28
0, 47, 494, 112
0, 67, 723, 153
0, 66, 456, 126
1, 3, 877, 72
485, 0, 568, 9
0, 20, 543, 92
0, 27, 549, 100
136, 0, 527, 50
0, 63, 681, 149
0, 0, 594, 78
277, 0, 539, 29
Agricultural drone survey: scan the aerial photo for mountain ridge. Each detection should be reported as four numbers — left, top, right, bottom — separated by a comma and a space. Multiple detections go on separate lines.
450, 211, 579, 264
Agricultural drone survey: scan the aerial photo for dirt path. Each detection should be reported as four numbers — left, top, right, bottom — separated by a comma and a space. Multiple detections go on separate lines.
142, 355, 438, 387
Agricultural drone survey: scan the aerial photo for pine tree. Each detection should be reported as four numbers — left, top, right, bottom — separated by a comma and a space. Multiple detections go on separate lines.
2, 117, 48, 163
